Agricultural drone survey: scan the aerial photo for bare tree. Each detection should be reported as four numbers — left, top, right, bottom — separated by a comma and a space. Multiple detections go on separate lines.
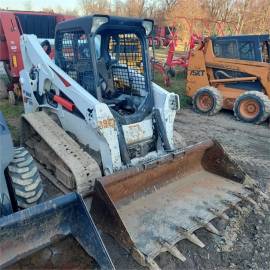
80, 0, 112, 15
239, 0, 270, 34
163, 0, 177, 12
113, 0, 125, 16
203, 0, 237, 21
124, 0, 146, 17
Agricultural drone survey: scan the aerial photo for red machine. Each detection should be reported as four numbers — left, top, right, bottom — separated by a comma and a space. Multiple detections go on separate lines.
0, 10, 73, 103
152, 32, 201, 86
148, 25, 175, 49
152, 17, 239, 86
165, 32, 203, 75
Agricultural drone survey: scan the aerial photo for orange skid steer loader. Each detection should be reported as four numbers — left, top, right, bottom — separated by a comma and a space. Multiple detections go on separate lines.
186, 35, 270, 124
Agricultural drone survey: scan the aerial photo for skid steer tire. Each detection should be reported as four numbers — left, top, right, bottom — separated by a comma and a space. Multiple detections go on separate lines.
233, 91, 270, 124
8, 147, 43, 209
193, 86, 223, 115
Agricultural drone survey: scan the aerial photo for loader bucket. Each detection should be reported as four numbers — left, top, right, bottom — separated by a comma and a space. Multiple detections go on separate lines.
91, 140, 254, 269
0, 192, 115, 270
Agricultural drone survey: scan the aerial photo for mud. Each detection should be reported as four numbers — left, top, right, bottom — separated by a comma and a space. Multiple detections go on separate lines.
8, 109, 270, 270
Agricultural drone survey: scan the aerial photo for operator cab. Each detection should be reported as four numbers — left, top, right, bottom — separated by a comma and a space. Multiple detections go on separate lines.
55, 15, 154, 124
212, 34, 270, 63
210, 34, 270, 89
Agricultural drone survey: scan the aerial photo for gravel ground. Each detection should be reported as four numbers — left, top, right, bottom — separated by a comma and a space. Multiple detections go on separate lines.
8, 109, 270, 270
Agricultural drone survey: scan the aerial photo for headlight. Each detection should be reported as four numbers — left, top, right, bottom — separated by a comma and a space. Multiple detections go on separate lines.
91, 16, 109, 33
142, 20, 154, 36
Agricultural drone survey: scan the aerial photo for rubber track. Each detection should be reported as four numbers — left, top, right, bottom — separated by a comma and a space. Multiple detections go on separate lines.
22, 111, 102, 193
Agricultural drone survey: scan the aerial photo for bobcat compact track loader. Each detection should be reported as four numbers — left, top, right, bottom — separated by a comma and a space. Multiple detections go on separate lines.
0, 112, 114, 269
19, 15, 264, 269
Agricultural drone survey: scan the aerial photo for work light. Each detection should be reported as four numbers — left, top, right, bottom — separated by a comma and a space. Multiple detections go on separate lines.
91, 16, 109, 33
142, 20, 153, 36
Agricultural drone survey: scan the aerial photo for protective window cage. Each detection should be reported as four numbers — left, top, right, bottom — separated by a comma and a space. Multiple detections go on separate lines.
56, 30, 95, 95
108, 33, 146, 95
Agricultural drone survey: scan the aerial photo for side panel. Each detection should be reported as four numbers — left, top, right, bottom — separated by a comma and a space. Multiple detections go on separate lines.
214, 85, 245, 109
186, 49, 210, 97
152, 82, 179, 149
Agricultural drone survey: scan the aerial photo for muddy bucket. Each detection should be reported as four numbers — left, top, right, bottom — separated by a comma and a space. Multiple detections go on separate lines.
0, 192, 115, 270
91, 140, 254, 269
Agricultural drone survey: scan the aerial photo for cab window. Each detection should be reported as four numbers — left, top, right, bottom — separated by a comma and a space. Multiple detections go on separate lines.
238, 41, 256, 61
261, 41, 270, 63
213, 40, 238, 59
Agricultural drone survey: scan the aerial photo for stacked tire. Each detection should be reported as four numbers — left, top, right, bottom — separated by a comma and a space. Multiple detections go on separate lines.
8, 147, 43, 209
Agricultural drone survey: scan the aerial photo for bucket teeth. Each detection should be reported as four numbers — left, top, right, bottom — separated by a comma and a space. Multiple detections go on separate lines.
234, 204, 243, 213
146, 257, 161, 270
220, 212, 230, 221
208, 208, 229, 221
245, 185, 269, 200
185, 232, 205, 248
222, 199, 243, 213
231, 192, 259, 208
245, 197, 259, 208
191, 217, 221, 236
168, 246, 186, 262
175, 227, 205, 248
204, 222, 221, 236
159, 239, 186, 262
253, 188, 269, 200
243, 197, 265, 217
178, 228, 205, 248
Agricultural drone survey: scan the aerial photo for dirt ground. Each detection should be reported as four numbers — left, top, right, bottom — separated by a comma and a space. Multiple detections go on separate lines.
7, 108, 270, 270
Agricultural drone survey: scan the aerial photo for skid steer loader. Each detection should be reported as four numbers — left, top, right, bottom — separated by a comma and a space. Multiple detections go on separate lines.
0, 111, 114, 269
186, 34, 270, 124
19, 15, 265, 269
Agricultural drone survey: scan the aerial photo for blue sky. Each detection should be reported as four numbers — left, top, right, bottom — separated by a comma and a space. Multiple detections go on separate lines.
0, 0, 78, 11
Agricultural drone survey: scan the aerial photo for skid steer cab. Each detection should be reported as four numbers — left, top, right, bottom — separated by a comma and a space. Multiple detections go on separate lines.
19, 15, 180, 176
186, 34, 270, 124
